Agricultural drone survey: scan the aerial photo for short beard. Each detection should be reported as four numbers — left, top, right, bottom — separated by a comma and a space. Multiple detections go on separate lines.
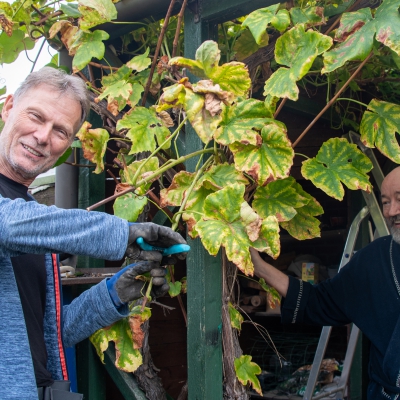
386, 216, 400, 244
8, 155, 51, 180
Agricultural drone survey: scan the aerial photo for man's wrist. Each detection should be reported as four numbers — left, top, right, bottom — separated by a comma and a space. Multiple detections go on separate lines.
106, 278, 125, 308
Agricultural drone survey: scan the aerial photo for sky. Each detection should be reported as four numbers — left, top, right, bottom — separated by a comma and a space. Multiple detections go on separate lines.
0, 38, 56, 97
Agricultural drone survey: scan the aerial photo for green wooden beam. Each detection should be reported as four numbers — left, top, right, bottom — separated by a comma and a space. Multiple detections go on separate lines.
104, 346, 148, 400
184, 6, 223, 400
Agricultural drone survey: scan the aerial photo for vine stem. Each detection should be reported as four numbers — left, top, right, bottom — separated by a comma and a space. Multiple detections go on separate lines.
292, 51, 373, 148
86, 148, 215, 211
171, 156, 214, 231
131, 116, 188, 184
172, 0, 188, 58
274, 97, 287, 119
141, 0, 177, 106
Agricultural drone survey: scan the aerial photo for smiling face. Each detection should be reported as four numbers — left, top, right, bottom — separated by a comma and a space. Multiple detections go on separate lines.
381, 167, 400, 244
0, 85, 82, 186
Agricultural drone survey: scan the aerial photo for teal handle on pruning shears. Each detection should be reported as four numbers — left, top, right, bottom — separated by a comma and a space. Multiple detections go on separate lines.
136, 237, 190, 256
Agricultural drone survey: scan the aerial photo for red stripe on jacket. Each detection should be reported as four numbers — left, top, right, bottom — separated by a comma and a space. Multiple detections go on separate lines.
52, 254, 68, 380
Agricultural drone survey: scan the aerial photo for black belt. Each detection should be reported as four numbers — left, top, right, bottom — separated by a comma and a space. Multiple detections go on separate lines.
37, 381, 83, 400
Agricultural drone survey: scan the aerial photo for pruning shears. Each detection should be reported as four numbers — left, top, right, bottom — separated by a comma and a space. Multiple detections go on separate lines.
136, 237, 190, 257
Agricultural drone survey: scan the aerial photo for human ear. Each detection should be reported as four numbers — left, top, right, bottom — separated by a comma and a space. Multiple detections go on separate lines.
1, 95, 14, 122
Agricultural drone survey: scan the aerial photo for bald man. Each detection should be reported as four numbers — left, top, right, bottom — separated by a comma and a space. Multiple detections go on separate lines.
251, 167, 400, 400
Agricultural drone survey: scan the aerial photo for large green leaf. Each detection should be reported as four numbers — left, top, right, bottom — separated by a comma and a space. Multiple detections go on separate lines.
101, 65, 132, 86
234, 355, 262, 395
360, 99, 400, 164
60, 3, 81, 18
160, 166, 248, 238
197, 163, 249, 190
279, 181, 323, 240
113, 192, 148, 222
290, 6, 325, 26
252, 216, 281, 259
78, 0, 117, 31
301, 138, 373, 200
233, 29, 267, 61
253, 177, 309, 222
323, 0, 400, 73
97, 80, 132, 116
76, 122, 109, 174
264, 25, 332, 100
230, 122, 294, 186
71, 29, 109, 72
116, 106, 171, 153
323, 8, 374, 73
242, 4, 290, 44
170, 40, 251, 97
0, 28, 34, 63
375, 0, 400, 56
90, 318, 143, 373
215, 99, 274, 146
195, 183, 278, 274
195, 183, 257, 274
183, 185, 215, 238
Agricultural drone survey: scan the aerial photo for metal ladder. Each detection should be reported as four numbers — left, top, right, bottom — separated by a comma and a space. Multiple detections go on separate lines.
302, 132, 389, 400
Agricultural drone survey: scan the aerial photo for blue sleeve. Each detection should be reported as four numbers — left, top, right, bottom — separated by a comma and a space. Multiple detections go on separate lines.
62, 280, 129, 347
0, 196, 129, 260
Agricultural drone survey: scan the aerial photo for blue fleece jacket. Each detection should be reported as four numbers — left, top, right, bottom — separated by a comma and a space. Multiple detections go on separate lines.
0, 195, 130, 399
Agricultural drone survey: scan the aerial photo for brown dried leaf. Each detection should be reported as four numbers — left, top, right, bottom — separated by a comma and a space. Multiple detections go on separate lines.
157, 110, 174, 127
128, 315, 145, 349
0, 14, 13, 36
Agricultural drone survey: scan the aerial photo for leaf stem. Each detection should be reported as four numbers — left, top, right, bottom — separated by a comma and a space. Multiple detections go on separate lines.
130, 116, 188, 184
335, 98, 368, 108
171, 156, 214, 231
294, 152, 309, 159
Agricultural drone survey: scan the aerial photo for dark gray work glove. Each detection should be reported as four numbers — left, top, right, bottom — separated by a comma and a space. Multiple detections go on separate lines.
107, 261, 169, 307
126, 222, 187, 265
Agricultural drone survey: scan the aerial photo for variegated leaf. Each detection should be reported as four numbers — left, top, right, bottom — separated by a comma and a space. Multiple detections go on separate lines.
360, 99, 400, 164
116, 106, 171, 153
230, 122, 294, 186
253, 177, 309, 222
215, 99, 274, 146
301, 138, 373, 200
242, 4, 290, 44
279, 180, 323, 240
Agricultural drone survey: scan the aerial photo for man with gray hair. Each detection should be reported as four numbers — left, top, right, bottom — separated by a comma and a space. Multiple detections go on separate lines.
251, 166, 400, 399
0, 67, 187, 399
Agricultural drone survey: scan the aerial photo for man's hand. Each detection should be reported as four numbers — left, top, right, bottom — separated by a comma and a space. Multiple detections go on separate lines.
106, 261, 169, 307
126, 222, 187, 265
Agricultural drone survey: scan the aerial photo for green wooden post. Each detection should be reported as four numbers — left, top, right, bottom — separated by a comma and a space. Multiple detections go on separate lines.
76, 110, 107, 400
184, 7, 223, 400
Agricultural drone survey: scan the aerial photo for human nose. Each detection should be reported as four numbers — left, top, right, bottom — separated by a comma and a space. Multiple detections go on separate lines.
33, 124, 52, 145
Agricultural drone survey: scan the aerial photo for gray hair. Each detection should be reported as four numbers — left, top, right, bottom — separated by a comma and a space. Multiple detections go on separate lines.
13, 67, 90, 132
